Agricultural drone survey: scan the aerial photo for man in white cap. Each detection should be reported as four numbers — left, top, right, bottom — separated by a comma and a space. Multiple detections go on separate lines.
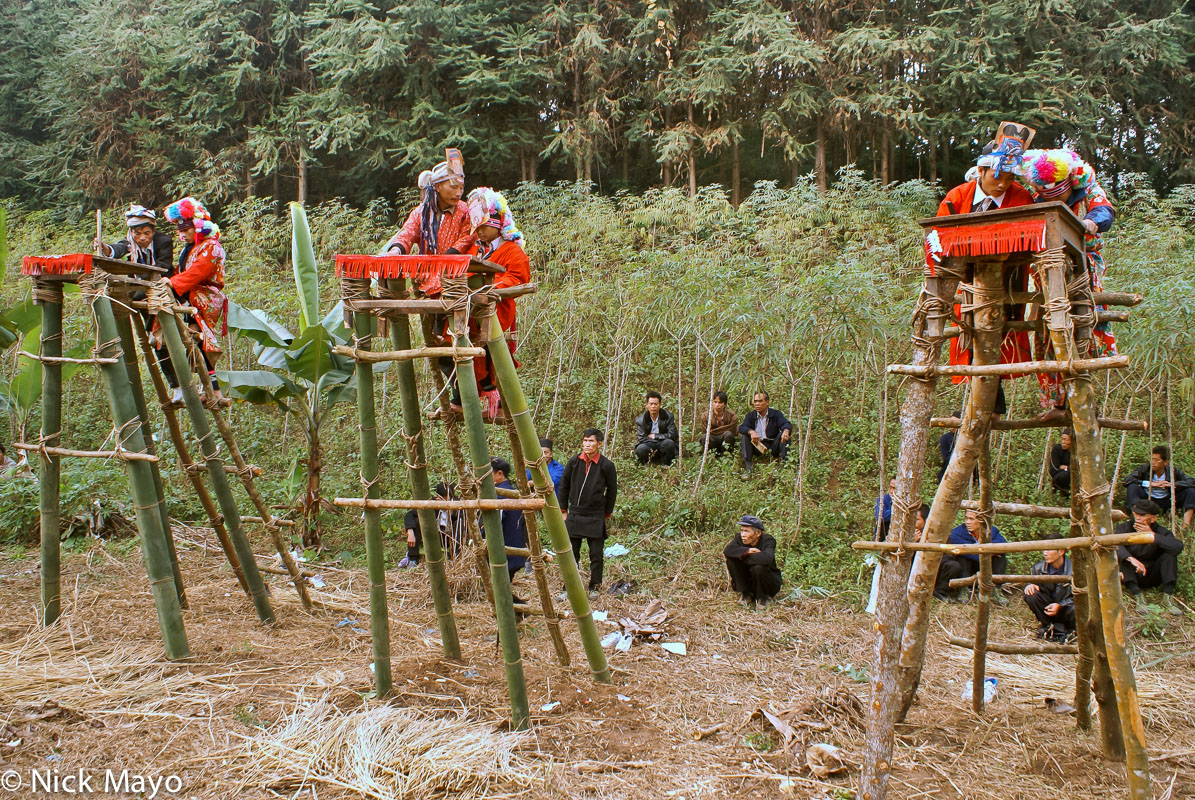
724, 514, 782, 608
94, 203, 174, 272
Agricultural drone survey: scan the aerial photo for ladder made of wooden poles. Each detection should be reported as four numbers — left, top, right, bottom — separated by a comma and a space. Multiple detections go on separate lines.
332, 255, 610, 732
858, 202, 1152, 800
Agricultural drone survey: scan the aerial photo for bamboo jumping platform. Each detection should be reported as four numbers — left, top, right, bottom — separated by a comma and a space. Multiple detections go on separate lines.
858, 202, 1151, 800
332, 252, 609, 731
23, 250, 311, 658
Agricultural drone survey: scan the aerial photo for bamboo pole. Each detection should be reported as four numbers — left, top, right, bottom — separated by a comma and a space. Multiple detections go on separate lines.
87, 277, 189, 659
36, 280, 63, 625
450, 307, 529, 731
156, 306, 275, 625
862, 274, 957, 800
972, 443, 994, 714
959, 498, 1128, 522
385, 279, 460, 661
1041, 250, 1144, 786
930, 416, 1147, 432
113, 311, 186, 607
952, 290, 1142, 307
896, 261, 1006, 721
13, 443, 158, 461
346, 281, 392, 696
947, 635, 1077, 656
1070, 456, 1094, 732
949, 573, 1072, 588
888, 355, 1128, 378
334, 497, 546, 511
131, 316, 249, 596
331, 344, 485, 362
854, 531, 1153, 555
482, 309, 612, 684
505, 418, 570, 666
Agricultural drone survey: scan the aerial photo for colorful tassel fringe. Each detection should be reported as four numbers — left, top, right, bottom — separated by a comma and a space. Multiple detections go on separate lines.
334, 254, 472, 280
925, 220, 1046, 274
22, 253, 93, 276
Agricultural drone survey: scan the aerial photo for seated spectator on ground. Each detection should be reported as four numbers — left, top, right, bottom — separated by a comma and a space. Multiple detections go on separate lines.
1116, 499, 1185, 616
915, 503, 930, 542
633, 391, 679, 465
697, 391, 738, 456
491, 458, 528, 604
937, 412, 961, 485
738, 391, 792, 476
934, 510, 1008, 604
399, 508, 422, 569
1049, 429, 1073, 494
724, 514, 782, 608
531, 438, 565, 503
1022, 534, 1075, 642
1124, 446, 1194, 528
874, 476, 896, 541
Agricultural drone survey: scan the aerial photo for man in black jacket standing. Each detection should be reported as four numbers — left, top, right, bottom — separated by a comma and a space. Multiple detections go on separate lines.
633, 391, 679, 465
738, 391, 792, 476
724, 514, 782, 608
1117, 499, 1185, 615
559, 428, 618, 597
1124, 446, 1195, 528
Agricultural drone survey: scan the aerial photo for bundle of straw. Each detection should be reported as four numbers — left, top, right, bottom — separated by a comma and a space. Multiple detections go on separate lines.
237, 693, 543, 799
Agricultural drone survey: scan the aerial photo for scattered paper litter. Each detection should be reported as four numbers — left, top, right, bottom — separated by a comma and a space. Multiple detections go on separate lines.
541, 701, 561, 712
591, 610, 608, 622
603, 543, 630, 557
660, 642, 687, 656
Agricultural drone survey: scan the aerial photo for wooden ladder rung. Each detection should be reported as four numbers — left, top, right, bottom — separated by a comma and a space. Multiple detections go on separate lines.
951, 290, 1143, 307
947, 634, 1077, 656
18, 351, 119, 365
243, 515, 296, 528
11, 443, 157, 462
888, 355, 1129, 378
931, 416, 1147, 432
334, 497, 546, 511
512, 602, 565, 619
949, 573, 1072, 589
960, 499, 1129, 522
332, 344, 485, 363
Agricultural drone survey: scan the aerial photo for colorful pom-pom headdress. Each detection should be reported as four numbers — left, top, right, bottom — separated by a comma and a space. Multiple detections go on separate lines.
1020, 149, 1093, 199
164, 196, 219, 240
466, 187, 523, 245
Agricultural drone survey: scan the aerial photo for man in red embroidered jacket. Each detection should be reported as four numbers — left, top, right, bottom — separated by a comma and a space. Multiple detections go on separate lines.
934, 123, 1036, 392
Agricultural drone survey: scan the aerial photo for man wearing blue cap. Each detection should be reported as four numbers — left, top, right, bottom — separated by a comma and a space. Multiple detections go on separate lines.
724, 514, 782, 608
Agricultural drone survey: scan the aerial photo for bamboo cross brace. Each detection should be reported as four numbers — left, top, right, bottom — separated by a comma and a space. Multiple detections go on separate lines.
931, 416, 1147, 432
951, 290, 1143, 307
13, 442, 159, 462
888, 355, 1129, 377
949, 573, 1073, 588
853, 531, 1153, 555
947, 635, 1078, 656
19, 351, 119, 365
960, 498, 1129, 522
334, 497, 546, 511
331, 344, 485, 363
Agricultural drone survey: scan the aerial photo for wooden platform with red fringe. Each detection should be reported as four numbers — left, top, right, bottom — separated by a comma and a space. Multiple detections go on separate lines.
921, 201, 1085, 276
22, 253, 167, 279
334, 253, 504, 280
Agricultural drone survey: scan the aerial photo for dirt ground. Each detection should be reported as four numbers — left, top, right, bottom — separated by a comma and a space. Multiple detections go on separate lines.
1, 529, 1193, 800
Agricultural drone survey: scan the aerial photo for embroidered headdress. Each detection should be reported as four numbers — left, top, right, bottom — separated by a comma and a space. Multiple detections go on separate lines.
164, 196, 219, 240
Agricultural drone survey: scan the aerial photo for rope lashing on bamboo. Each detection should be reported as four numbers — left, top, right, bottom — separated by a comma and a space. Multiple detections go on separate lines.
955, 279, 1005, 357
32, 280, 64, 307
909, 287, 952, 351
399, 429, 430, 472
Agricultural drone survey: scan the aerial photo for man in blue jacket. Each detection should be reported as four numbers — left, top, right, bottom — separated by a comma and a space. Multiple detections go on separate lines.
934, 510, 1008, 604
492, 458, 528, 605
530, 438, 565, 503
738, 391, 792, 476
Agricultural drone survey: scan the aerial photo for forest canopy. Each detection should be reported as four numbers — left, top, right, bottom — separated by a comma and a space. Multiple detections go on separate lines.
0, 0, 1191, 211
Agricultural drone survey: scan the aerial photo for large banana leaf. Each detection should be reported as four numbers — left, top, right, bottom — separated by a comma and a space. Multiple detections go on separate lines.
6, 325, 90, 411
227, 300, 292, 349
290, 202, 320, 332
283, 324, 338, 385
217, 369, 306, 408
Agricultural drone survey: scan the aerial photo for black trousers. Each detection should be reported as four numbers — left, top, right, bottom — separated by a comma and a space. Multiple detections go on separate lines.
1121, 551, 1179, 595
1051, 468, 1071, 494
935, 554, 1007, 595
725, 557, 782, 601
701, 431, 736, 455
635, 439, 677, 465
571, 535, 605, 589
741, 434, 788, 465
1125, 484, 1195, 515
1023, 589, 1076, 632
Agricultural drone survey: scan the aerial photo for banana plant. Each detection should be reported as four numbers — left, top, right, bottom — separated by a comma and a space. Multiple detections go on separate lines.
218, 203, 374, 549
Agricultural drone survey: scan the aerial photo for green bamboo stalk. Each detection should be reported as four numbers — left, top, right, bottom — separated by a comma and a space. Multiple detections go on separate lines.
156, 307, 275, 625
88, 282, 189, 659
36, 280, 63, 625
384, 279, 460, 661
482, 310, 612, 683
131, 315, 250, 596
114, 311, 187, 607
452, 312, 529, 730
347, 279, 392, 696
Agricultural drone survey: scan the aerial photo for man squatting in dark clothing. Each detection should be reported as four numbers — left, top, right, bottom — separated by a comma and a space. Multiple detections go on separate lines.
724, 514, 782, 608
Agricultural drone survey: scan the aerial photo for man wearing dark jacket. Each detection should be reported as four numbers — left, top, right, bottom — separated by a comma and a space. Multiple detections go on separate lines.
1049, 429, 1073, 494
559, 428, 617, 595
724, 514, 782, 607
633, 391, 679, 465
1022, 534, 1075, 641
934, 510, 1008, 603
738, 391, 792, 476
1117, 499, 1185, 615
1124, 446, 1195, 527
492, 458, 528, 604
